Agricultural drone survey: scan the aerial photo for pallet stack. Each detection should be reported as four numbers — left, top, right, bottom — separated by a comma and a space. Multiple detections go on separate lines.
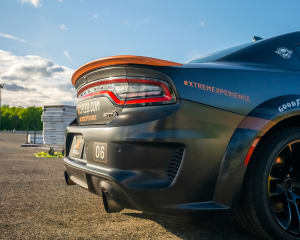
42, 105, 76, 146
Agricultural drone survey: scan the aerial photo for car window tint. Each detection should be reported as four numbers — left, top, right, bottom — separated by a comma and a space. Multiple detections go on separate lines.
294, 45, 300, 61
188, 42, 254, 63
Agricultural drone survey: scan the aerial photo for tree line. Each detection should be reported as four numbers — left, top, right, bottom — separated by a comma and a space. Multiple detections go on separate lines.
0, 105, 43, 130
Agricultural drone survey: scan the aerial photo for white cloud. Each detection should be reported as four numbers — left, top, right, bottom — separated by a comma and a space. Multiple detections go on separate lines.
63, 50, 72, 63
57, 0, 63, 2
199, 21, 206, 27
20, 0, 41, 7
144, 17, 152, 23
93, 14, 99, 19
59, 24, 68, 31
0, 50, 76, 106
123, 20, 130, 26
0, 32, 28, 43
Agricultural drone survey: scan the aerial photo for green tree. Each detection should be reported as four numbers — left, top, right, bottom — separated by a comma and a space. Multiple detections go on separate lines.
0, 105, 42, 130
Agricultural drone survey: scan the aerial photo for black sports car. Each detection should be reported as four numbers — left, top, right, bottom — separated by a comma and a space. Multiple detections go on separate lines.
64, 31, 300, 240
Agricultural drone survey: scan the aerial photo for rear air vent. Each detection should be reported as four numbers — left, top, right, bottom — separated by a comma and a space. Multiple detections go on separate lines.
167, 148, 185, 183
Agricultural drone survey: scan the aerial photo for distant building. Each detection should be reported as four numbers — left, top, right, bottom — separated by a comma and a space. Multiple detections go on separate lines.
42, 105, 76, 146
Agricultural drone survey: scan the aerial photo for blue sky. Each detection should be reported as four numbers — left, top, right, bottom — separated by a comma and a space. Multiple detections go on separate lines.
0, 0, 300, 106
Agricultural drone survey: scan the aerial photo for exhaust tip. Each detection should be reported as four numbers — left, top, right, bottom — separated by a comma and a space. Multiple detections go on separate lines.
102, 191, 124, 213
64, 171, 75, 186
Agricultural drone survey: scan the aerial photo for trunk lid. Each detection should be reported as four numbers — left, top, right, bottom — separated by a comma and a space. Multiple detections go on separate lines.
73, 56, 181, 126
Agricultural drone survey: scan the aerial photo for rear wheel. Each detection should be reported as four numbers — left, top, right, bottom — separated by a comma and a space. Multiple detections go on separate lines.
237, 128, 300, 240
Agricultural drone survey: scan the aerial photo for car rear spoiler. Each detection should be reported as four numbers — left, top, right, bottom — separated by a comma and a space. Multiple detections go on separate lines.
71, 55, 182, 85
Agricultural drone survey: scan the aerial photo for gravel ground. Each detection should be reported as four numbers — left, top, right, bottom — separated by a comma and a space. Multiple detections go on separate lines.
0, 133, 256, 240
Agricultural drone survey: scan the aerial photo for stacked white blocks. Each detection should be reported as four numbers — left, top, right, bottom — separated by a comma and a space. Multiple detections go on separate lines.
42, 105, 76, 146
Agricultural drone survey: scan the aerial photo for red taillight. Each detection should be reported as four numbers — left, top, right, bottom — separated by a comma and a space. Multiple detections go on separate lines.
77, 77, 176, 106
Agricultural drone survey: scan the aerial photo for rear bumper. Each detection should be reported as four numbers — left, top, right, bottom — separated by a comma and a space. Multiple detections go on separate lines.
64, 100, 244, 215
64, 157, 140, 210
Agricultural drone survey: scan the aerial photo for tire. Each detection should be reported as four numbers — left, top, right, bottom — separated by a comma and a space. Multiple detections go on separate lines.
236, 127, 300, 240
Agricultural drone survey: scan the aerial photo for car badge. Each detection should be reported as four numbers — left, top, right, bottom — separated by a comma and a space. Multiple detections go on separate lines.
103, 109, 119, 118
275, 47, 293, 59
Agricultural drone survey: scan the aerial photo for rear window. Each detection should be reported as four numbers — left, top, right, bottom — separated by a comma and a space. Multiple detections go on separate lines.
189, 42, 254, 63
295, 45, 300, 61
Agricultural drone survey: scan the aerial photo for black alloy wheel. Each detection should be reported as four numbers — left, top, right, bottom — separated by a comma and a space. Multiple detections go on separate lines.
268, 140, 300, 236
236, 128, 300, 240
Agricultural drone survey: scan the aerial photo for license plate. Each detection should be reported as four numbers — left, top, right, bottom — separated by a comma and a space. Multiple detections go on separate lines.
70, 135, 84, 158
93, 142, 107, 162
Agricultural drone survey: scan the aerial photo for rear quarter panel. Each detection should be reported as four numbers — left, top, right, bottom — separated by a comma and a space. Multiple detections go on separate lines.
160, 63, 300, 116
154, 61, 300, 207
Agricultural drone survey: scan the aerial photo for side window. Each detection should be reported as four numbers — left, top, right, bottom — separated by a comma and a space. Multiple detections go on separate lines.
295, 45, 300, 61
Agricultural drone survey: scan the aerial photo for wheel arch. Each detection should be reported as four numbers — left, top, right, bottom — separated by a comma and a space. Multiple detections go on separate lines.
251, 113, 300, 164
213, 96, 300, 209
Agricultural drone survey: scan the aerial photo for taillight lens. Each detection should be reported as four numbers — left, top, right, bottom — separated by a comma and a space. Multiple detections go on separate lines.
77, 77, 176, 106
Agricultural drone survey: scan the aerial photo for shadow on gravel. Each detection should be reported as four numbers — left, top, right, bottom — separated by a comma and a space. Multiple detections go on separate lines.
125, 211, 261, 240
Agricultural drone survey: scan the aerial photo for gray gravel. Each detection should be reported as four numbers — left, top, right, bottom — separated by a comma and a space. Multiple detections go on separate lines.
0, 133, 256, 239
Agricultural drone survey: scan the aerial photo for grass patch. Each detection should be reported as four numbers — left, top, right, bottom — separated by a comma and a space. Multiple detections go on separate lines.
34, 151, 63, 158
